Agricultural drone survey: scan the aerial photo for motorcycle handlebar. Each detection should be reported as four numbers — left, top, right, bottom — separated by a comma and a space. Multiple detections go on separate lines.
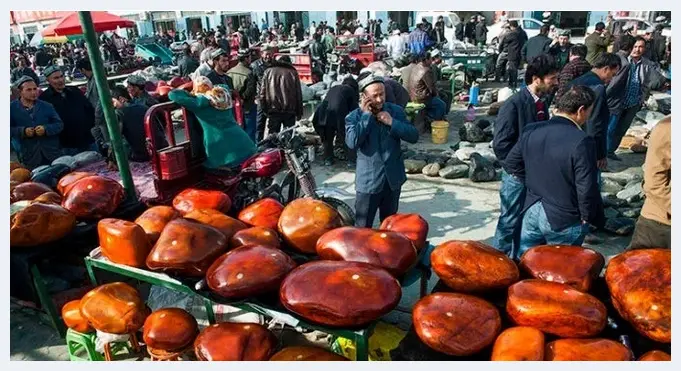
256, 123, 302, 147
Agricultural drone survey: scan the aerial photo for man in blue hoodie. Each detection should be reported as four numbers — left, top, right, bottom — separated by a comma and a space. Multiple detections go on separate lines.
408, 23, 433, 57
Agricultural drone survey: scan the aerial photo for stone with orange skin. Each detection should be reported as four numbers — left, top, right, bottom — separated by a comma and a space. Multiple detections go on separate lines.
316, 227, 417, 277
10, 162, 23, 173
605, 249, 671, 343
33, 191, 62, 205
79, 282, 147, 334
146, 218, 228, 277
61, 176, 124, 219
61, 299, 92, 333
280, 261, 401, 327
143, 308, 198, 352
172, 188, 231, 215
545, 339, 633, 361
431, 240, 519, 292
134, 206, 180, 243
638, 350, 671, 361
506, 279, 607, 338
238, 198, 284, 230
269, 346, 349, 361
194, 322, 276, 361
98, 218, 152, 267
11, 182, 53, 202
278, 198, 343, 254
11, 202, 76, 247
413, 292, 501, 356
379, 213, 429, 251
206, 245, 296, 299
519, 245, 605, 292
230, 226, 281, 249
10, 168, 32, 183
56, 172, 94, 196
184, 208, 248, 240
491, 326, 544, 361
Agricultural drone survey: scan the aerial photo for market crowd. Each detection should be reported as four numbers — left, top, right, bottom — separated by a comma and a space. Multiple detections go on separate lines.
9, 13, 671, 253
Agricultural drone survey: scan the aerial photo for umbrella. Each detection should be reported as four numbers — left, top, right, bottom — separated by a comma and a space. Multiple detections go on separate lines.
47, 11, 135, 36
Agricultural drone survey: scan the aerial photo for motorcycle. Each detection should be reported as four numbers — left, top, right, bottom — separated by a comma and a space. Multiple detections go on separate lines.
204, 124, 356, 226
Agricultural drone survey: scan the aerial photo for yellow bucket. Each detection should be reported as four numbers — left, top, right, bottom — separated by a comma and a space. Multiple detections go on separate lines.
431, 121, 450, 144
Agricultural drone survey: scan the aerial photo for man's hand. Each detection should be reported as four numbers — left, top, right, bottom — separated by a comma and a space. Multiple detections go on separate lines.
376, 111, 393, 126
360, 96, 373, 113
24, 127, 35, 138
34, 125, 46, 136
597, 158, 608, 170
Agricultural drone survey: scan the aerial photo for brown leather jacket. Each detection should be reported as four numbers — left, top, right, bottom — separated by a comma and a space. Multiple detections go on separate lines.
258, 61, 303, 118
407, 63, 437, 103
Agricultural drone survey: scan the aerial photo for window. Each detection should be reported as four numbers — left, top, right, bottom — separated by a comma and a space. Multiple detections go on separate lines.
523, 20, 541, 30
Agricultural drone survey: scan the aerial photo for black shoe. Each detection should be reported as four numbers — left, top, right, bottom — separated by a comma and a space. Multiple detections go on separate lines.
607, 153, 622, 161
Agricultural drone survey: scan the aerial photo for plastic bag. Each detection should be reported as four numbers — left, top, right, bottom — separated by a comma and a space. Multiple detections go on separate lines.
95, 330, 131, 353
52, 155, 77, 169
301, 84, 316, 102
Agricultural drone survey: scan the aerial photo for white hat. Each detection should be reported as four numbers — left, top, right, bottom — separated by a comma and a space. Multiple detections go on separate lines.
392, 29, 401, 35
430, 49, 441, 58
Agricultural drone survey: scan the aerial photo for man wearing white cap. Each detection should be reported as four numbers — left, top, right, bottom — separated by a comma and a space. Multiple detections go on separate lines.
387, 29, 405, 60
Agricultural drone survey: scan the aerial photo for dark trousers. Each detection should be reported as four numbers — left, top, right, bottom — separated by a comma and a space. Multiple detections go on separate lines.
355, 182, 401, 228
608, 104, 641, 155
628, 216, 671, 249
495, 52, 508, 82
317, 123, 336, 160
267, 112, 296, 135
244, 105, 257, 143
256, 104, 268, 141
507, 60, 519, 89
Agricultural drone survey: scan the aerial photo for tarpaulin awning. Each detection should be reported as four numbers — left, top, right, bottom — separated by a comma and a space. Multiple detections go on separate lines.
44, 11, 135, 36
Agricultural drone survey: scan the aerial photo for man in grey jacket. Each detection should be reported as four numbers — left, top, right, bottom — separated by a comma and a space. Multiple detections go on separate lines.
606, 36, 668, 161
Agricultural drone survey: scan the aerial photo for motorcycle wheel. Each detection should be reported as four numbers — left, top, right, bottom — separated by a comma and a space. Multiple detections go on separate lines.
279, 171, 301, 205
320, 197, 355, 226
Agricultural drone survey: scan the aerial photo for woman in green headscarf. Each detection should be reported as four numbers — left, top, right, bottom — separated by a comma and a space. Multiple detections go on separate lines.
168, 76, 256, 169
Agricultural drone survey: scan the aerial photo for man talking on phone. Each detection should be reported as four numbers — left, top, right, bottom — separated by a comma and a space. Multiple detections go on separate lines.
345, 73, 419, 227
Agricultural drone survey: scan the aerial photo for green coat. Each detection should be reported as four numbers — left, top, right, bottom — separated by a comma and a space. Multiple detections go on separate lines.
168, 88, 256, 169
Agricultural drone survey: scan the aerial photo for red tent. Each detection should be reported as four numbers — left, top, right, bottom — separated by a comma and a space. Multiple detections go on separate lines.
47, 11, 135, 36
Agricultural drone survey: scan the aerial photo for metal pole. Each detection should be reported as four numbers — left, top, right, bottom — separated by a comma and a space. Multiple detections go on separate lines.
78, 11, 137, 201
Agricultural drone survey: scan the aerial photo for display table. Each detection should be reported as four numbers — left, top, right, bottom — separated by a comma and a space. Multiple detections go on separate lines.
84, 244, 433, 361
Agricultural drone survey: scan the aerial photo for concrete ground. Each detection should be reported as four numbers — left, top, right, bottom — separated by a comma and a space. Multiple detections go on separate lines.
10, 87, 641, 361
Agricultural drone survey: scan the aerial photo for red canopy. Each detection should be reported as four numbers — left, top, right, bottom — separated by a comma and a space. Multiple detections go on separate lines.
47, 11, 135, 36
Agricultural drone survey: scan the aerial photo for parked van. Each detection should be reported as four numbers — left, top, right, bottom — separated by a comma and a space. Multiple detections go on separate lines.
414, 11, 461, 47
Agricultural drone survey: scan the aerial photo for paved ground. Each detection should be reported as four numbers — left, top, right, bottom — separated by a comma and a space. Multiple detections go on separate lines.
10, 90, 641, 361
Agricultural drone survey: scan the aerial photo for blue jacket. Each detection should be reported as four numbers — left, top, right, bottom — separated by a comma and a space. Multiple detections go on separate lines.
568, 71, 609, 160
505, 116, 605, 230
408, 29, 432, 57
345, 102, 419, 194
492, 88, 545, 171
10, 99, 64, 169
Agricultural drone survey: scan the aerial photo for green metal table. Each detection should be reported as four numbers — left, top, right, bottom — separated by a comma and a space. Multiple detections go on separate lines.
84, 251, 386, 361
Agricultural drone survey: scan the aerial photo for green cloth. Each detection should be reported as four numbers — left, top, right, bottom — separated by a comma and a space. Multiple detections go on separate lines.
168, 88, 256, 169
322, 34, 336, 53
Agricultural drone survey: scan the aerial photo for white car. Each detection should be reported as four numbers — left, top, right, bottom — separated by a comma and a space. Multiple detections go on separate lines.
586, 18, 671, 38
486, 18, 562, 45
415, 11, 462, 48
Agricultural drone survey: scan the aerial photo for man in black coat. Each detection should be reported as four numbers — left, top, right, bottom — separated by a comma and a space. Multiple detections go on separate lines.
39, 66, 96, 155
464, 16, 477, 44
522, 25, 552, 64
569, 52, 621, 173
206, 49, 234, 90
474, 16, 488, 46
10, 55, 39, 84
313, 77, 359, 166
454, 21, 464, 42
498, 20, 525, 88
492, 55, 559, 258
177, 45, 200, 78
504, 85, 605, 256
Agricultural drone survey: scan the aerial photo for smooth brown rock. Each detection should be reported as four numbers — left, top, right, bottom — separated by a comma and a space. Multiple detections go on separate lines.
316, 227, 417, 276
172, 188, 231, 215
79, 282, 147, 334
146, 219, 228, 277
57, 172, 94, 195
413, 292, 501, 356
11, 182, 53, 202
605, 249, 671, 343
491, 326, 544, 361
61, 299, 92, 333
280, 261, 401, 327
230, 226, 281, 249
238, 198, 284, 230
134, 206, 180, 243
638, 350, 671, 361
545, 339, 633, 361
278, 198, 343, 254
184, 208, 248, 240
61, 176, 124, 219
206, 245, 296, 299
10, 168, 32, 183
10, 202, 76, 247
520, 245, 605, 292
269, 346, 348, 361
194, 322, 276, 361
98, 218, 152, 267
143, 308, 198, 351
507, 279, 607, 338
10, 162, 23, 173
379, 213, 429, 251
33, 191, 62, 205
431, 240, 519, 292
